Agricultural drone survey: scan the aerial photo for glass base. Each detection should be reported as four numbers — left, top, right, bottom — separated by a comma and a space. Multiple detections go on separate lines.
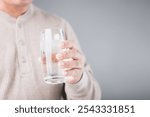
44, 76, 65, 84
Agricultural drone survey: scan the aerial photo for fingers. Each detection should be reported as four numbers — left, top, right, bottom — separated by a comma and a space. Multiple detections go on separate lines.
57, 40, 79, 60
63, 69, 83, 84
58, 59, 83, 69
41, 53, 58, 64
59, 40, 74, 49
40, 39, 85, 84
56, 48, 81, 60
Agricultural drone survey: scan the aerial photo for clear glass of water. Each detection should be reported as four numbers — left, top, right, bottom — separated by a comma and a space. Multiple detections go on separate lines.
40, 28, 66, 84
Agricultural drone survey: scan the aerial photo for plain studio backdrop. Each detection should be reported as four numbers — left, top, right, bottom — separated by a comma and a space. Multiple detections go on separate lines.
33, 0, 150, 100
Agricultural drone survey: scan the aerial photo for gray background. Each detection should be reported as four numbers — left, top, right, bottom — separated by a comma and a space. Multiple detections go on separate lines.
33, 0, 150, 100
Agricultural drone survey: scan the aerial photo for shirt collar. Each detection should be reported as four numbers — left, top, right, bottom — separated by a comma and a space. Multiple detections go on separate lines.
0, 4, 34, 24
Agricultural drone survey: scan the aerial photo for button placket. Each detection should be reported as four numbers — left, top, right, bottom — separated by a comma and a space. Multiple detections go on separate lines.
16, 21, 31, 77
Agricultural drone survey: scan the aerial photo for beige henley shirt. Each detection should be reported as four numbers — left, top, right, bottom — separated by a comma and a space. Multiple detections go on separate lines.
0, 4, 101, 100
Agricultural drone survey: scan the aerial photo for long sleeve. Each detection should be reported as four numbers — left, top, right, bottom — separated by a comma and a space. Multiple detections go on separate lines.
0, 4, 100, 100
63, 20, 102, 100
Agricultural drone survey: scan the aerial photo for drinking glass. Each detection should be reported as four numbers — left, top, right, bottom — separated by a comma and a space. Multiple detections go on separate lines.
40, 28, 66, 84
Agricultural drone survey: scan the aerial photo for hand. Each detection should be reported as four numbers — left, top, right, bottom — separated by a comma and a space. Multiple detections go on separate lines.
56, 40, 85, 84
